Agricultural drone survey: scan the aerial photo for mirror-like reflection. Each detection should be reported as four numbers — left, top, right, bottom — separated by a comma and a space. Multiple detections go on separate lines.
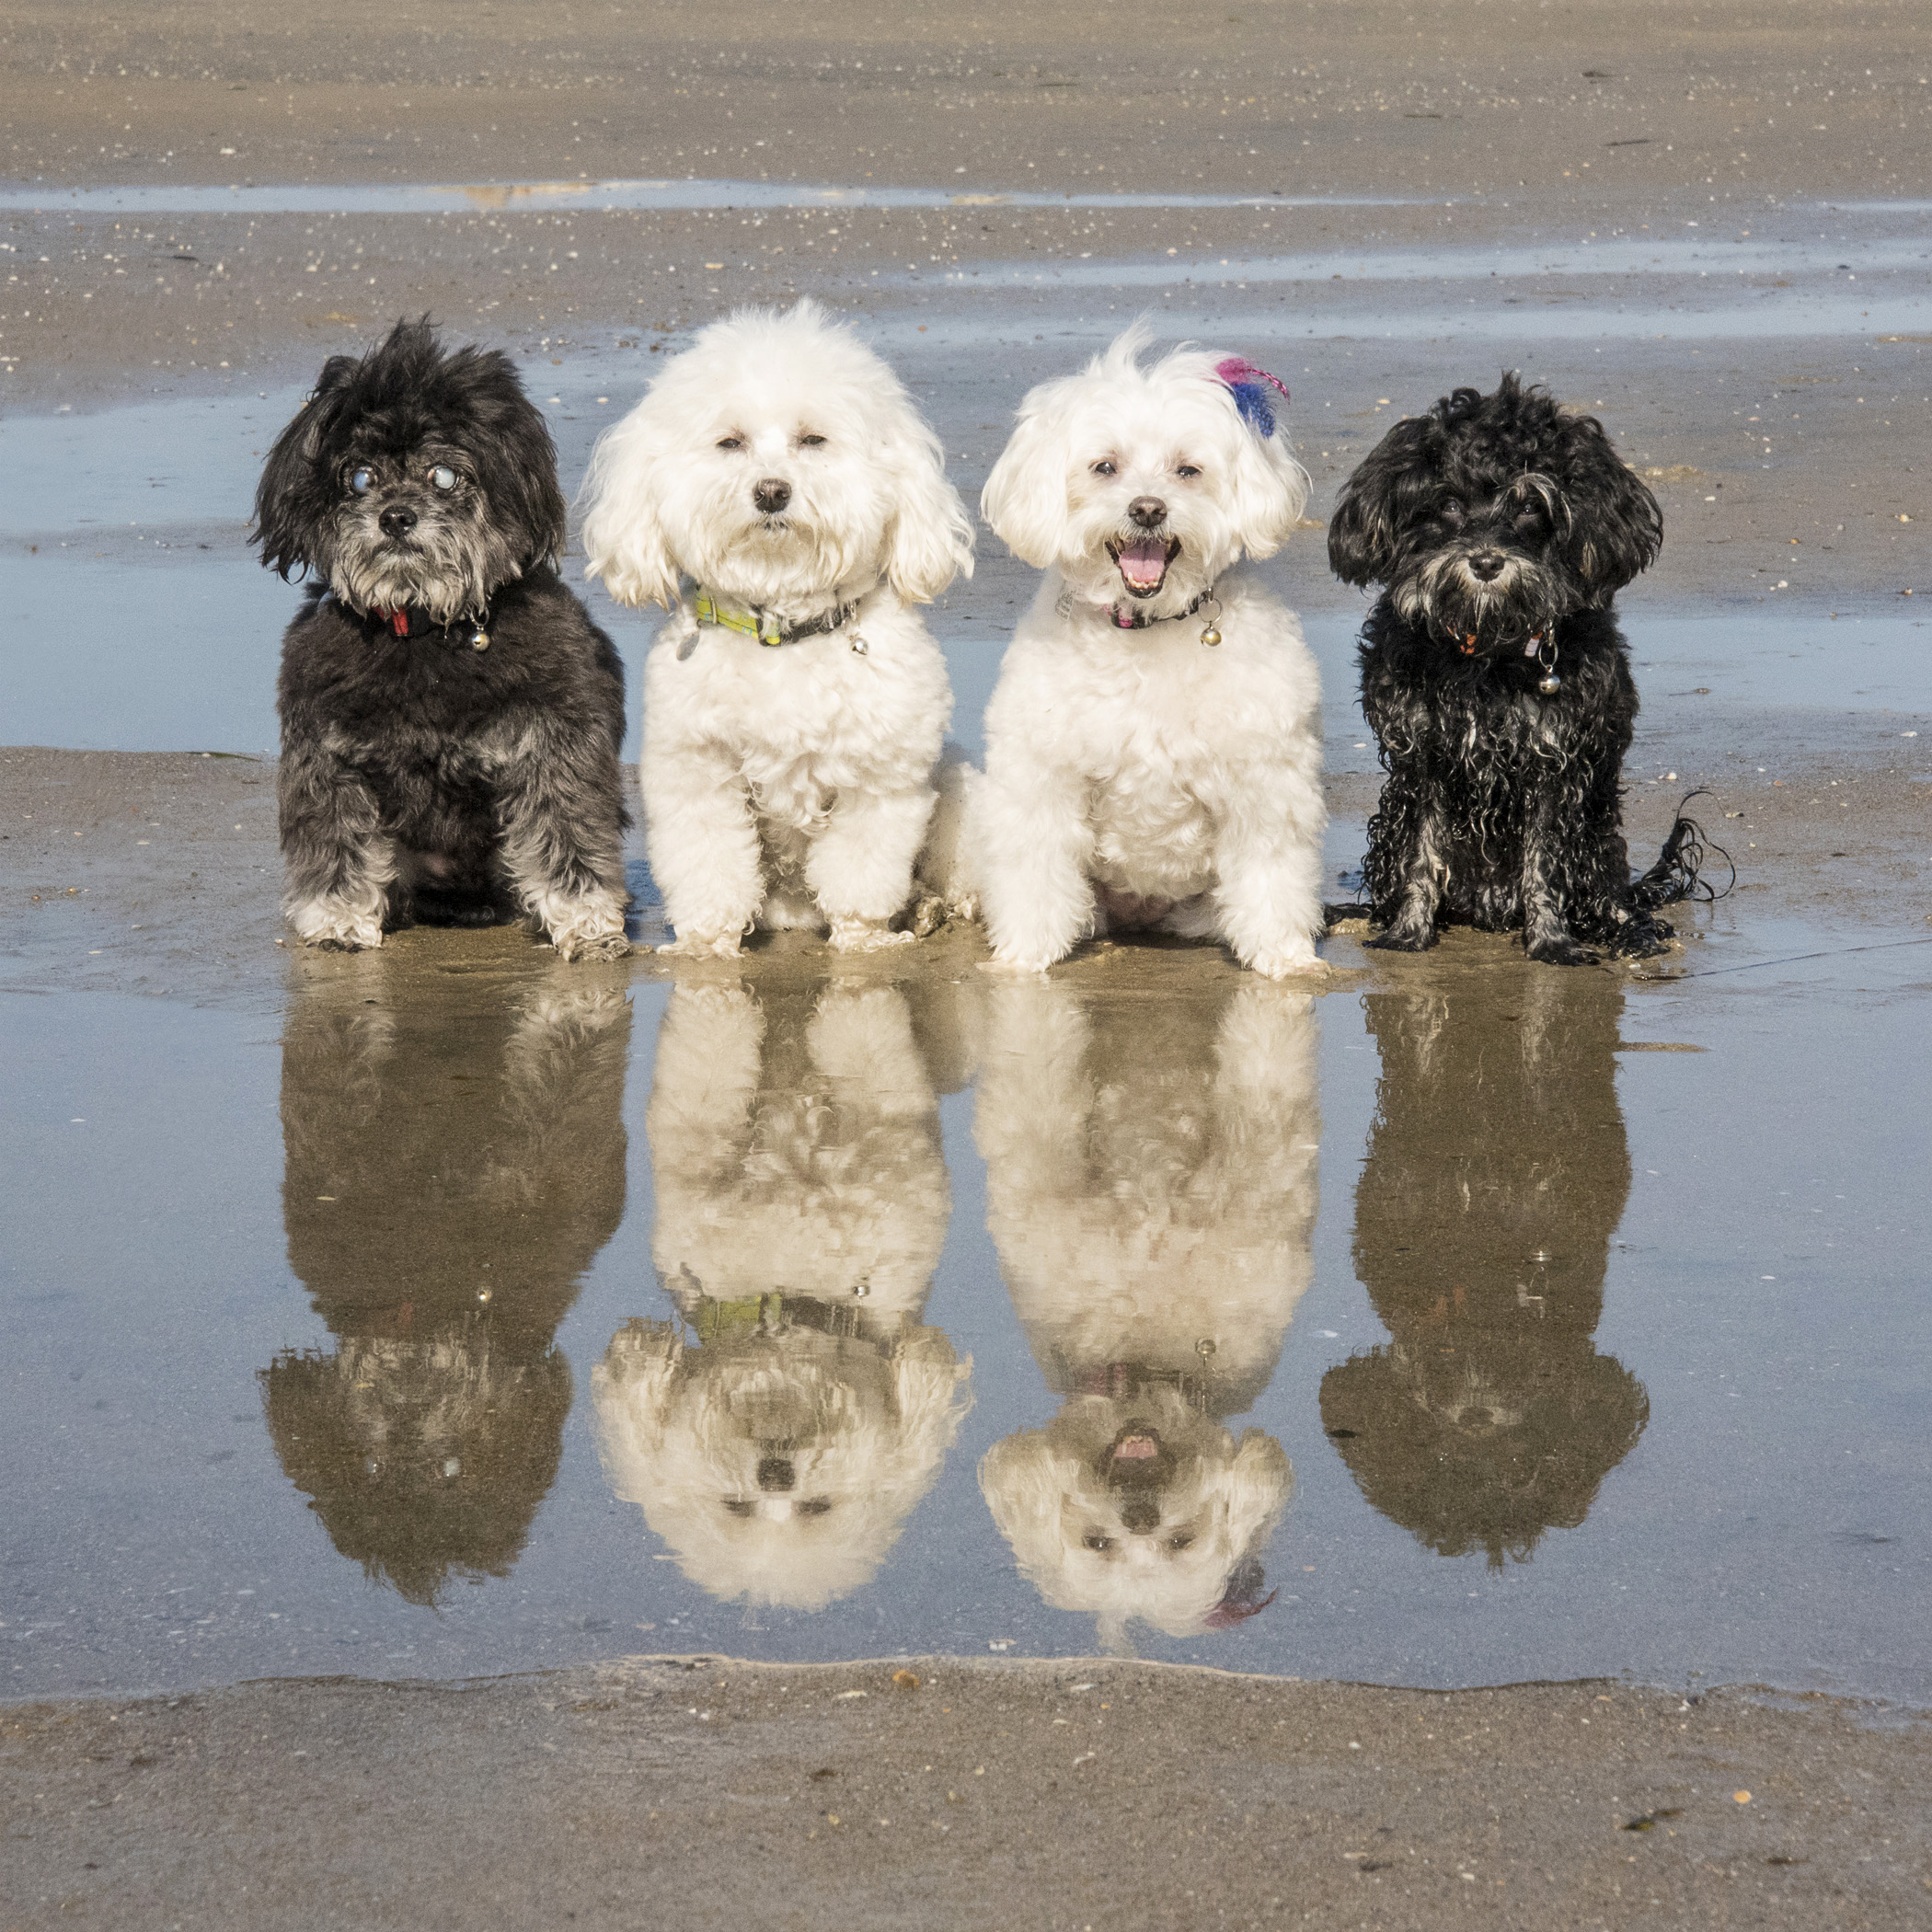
975, 980, 1319, 1651
594, 980, 973, 1612
1322, 977, 1648, 1568
264, 962, 632, 1604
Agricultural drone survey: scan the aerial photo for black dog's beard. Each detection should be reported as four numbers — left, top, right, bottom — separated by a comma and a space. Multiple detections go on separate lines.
328, 503, 524, 624
1389, 550, 1570, 647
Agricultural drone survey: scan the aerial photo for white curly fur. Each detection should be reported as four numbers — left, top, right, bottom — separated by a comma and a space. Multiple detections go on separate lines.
578, 301, 975, 954
970, 325, 1328, 978
973, 979, 1320, 1650
589, 980, 972, 1611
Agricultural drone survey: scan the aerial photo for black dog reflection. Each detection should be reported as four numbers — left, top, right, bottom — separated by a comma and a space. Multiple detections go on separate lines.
1321, 978, 1647, 1567
263, 963, 630, 1603
975, 980, 1318, 1651
593, 980, 972, 1613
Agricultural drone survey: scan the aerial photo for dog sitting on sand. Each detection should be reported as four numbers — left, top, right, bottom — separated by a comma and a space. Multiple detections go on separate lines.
968, 324, 1328, 979
254, 317, 630, 959
578, 301, 976, 956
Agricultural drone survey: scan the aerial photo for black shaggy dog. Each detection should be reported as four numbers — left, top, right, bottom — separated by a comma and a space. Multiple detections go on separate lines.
1329, 374, 1699, 963
253, 317, 629, 960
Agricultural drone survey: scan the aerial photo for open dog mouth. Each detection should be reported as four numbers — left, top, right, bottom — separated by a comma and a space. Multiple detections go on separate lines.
1102, 1421, 1175, 1489
1107, 535, 1181, 599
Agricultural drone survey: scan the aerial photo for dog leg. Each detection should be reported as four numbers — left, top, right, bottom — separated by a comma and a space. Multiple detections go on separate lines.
809, 986, 935, 1123
975, 765, 1098, 972
1209, 763, 1330, 979
278, 744, 397, 949
1521, 781, 1597, 966
642, 742, 764, 958
1364, 790, 1445, 953
495, 742, 631, 962
810, 785, 936, 951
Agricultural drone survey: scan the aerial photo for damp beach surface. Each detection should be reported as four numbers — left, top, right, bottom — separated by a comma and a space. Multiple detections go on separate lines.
3, 2, 1929, 1924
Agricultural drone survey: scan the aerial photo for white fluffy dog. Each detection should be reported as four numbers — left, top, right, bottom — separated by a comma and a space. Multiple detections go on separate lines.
973, 977, 1320, 1650
591, 977, 972, 1612
578, 301, 975, 955
972, 325, 1328, 977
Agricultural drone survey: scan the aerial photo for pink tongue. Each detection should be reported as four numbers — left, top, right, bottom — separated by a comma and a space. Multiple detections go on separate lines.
1118, 537, 1168, 590
1113, 1436, 1159, 1461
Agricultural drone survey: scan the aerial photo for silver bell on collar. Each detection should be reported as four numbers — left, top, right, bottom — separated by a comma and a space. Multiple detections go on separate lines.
1199, 589, 1223, 648
1532, 632, 1560, 695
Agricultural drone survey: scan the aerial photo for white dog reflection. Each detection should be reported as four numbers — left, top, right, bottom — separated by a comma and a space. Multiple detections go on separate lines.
593, 980, 972, 1611
975, 979, 1319, 1650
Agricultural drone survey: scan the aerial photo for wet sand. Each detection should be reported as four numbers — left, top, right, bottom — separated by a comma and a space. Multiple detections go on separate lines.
5, 1659, 1929, 1930
5, 4, 1931, 1925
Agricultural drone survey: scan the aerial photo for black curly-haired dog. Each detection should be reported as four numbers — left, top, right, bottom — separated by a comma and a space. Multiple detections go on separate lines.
253, 316, 629, 960
1328, 374, 1698, 963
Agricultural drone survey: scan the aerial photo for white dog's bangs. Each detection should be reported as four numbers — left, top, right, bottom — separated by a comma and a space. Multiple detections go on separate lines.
578, 298, 972, 609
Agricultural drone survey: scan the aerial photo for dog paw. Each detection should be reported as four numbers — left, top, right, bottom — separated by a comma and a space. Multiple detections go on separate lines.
1525, 935, 1598, 967
288, 901, 385, 951
1246, 949, 1332, 983
978, 950, 1052, 977
657, 929, 744, 960
828, 917, 918, 953
906, 892, 949, 940
552, 926, 630, 963
1363, 926, 1436, 954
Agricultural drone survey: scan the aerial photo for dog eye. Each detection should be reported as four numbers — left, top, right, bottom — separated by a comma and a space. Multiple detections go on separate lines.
722, 1499, 754, 1517
716, 435, 744, 452
1090, 460, 1117, 477
1081, 1532, 1115, 1552
796, 1497, 834, 1517
429, 466, 457, 492
1440, 497, 1466, 523
1167, 1532, 1196, 1551
797, 432, 827, 448
348, 466, 374, 494
1175, 464, 1202, 479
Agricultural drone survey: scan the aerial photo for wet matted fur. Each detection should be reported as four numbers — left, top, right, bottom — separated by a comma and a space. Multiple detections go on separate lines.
1328, 374, 1693, 964
254, 317, 629, 959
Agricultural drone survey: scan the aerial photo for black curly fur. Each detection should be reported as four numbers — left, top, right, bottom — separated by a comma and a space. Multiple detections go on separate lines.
1331, 374, 1687, 964
254, 318, 629, 952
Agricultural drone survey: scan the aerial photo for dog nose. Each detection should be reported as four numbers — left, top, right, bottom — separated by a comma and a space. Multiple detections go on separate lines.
1120, 1499, 1162, 1537
378, 504, 418, 539
1467, 550, 1506, 582
754, 1455, 796, 1493
753, 477, 792, 515
1128, 495, 1167, 529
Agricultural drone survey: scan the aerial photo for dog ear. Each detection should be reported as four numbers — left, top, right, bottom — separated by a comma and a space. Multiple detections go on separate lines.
577, 412, 681, 608
1218, 1428, 1294, 1555
1325, 430, 1418, 588
882, 420, 976, 604
981, 399, 1075, 568
1223, 422, 1311, 562
251, 353, 359, 581
1558, 416, 1662, 598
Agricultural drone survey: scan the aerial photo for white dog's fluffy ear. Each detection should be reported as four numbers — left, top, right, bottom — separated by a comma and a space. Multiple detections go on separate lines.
981, 397, 1075, 568
1218, 400, 1312, 563
1218, 1428, 1294, 1553
883, 419, 976, 604
577, 408, 680, 609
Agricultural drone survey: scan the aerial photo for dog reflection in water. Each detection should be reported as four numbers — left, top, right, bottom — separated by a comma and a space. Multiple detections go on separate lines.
1321, 978, 1647, 1567
975, 979, 1318, 1651
594, 980, 972, 1612
262, 964, 630, 1603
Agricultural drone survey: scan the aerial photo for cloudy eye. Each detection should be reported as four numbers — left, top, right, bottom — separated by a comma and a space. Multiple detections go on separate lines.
430, 465, 457, 492
1440, 496, 1466, 524
348, 466, 374, 494
1176, 464, 1202, 479
798, 432, 827, 448
717, 435, 744, 452
1081, 1531, 1115, 1552
1091, 459, 1117, 477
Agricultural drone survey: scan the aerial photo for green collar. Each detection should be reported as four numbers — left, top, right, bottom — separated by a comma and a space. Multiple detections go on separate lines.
692, 588, 865, 649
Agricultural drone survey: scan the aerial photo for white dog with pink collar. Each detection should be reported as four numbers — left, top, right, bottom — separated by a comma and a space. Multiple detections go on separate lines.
969, 325, 1329, 979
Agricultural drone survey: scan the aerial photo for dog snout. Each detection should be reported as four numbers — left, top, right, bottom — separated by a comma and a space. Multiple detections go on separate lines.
1119, 1497, 1163, 1537
1466, 550, 1507, 582
753, 477, 792, 516
378, 504, 419, 540
1128, 495, 1167, 530
754, 1455, 796, 1493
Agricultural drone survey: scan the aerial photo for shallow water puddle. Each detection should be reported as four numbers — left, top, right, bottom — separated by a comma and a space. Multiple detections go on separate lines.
4, 914, 1926, 1703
